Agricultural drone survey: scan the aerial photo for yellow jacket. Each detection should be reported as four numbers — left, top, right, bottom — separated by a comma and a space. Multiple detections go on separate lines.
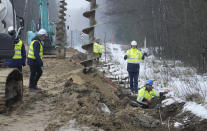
126, 48, 142, 63
137, 86, 159, 104
93, 43, 104, 53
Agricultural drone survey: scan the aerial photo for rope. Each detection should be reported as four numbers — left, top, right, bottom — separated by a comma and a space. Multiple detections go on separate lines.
103, 76, 118, 89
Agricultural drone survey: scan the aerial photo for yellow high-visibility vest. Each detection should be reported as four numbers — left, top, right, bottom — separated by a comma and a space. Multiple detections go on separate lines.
12, 40, 23, 59
126, 48, 143, 63
93, 43, 99, 53
28, 40, 43, 60
137, 86, 159, 104
98, 45, 104, 53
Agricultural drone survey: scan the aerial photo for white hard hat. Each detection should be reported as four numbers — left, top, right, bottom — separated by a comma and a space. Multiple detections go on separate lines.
8, 26, 14, 32
37, 29, 47, 36
131, 40, 137, 46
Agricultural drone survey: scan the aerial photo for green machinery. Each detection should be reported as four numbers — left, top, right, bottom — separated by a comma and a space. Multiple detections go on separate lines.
27, 0, 67, 57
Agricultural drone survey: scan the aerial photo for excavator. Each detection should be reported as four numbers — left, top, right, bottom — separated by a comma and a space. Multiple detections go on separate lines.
0, 0, 68, 113
0, 0, 24, 113
27, 0, 67, 58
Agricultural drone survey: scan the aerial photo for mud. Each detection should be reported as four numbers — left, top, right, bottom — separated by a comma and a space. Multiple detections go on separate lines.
0, 47, 206, 131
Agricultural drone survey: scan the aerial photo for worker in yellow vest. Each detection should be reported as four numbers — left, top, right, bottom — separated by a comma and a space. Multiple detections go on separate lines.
93, 40, 104, 63
124, 40, 147, 94
137, 80, 168, 108
27, 29, 47, 92
4, 26, 26, 72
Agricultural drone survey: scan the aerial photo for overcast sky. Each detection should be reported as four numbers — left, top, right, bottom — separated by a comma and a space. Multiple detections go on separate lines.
66, 0, 89, 31
65, 0, 111, 42
67, 0, 89, 9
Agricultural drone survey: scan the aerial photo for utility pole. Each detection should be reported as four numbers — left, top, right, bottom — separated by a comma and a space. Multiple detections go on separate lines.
104, 32, 107, 62
71, 30, 73, 48
201, 48, 207, 73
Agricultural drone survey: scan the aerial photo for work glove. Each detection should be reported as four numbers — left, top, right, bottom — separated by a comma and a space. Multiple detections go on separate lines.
124, 55, 127, 60
163, 91, 168, 95
143, 52, 147, 56
146, 100, 151, 105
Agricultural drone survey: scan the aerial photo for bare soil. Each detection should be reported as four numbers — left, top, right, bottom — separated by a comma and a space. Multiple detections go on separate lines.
0, 48, 205, 131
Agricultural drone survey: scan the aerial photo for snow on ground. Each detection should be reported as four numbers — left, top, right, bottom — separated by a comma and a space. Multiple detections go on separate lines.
102, 43, 207, 120
174, 122, 183, 127
183, 102, 207, 119
162, 97, 184, 106
74, 43, 207, 120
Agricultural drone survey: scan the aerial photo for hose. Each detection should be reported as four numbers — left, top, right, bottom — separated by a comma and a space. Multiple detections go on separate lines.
103, 77, 118, 89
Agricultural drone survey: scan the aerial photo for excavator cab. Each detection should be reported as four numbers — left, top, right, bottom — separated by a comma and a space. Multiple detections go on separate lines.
0, 33, 14, 60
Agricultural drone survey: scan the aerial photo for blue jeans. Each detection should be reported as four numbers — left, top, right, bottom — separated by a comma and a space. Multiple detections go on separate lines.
128, 71, 139, 93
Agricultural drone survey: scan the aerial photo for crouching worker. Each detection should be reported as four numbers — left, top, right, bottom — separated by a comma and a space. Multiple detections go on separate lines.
136, 80, 168, 108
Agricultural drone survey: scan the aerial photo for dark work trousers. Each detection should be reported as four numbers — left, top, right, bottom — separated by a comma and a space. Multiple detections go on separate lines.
128, 71, 139, 93
136, 100, 149, 108
98, 53, 102, 62
29, 65, 42, 88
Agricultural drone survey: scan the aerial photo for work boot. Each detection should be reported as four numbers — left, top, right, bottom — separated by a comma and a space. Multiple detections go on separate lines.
34, 85, 42, 90
29, 88, 39, 92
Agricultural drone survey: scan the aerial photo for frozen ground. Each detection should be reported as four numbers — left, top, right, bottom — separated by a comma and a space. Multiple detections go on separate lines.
100, 43, 207, 123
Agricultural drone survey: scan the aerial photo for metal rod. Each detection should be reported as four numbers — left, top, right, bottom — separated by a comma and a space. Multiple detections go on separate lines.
11, 0, 15, 30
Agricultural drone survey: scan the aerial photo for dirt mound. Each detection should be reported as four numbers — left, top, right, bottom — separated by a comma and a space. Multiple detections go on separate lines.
175, 111, 207, 131
44, 70, 167, 131
70, 52, 87, 62
153, 102, 185, 121
150, 100, 207, 131
1, 48, 206, 131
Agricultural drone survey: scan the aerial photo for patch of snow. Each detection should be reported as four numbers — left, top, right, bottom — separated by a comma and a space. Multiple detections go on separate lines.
183, 117, 189, 123
162, 97, 184, 107
183, 102, 207, 119
101, 103, 111, 114
96, 103, 111, 115
96, 43, 207, 121
174, 122, 183, 127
